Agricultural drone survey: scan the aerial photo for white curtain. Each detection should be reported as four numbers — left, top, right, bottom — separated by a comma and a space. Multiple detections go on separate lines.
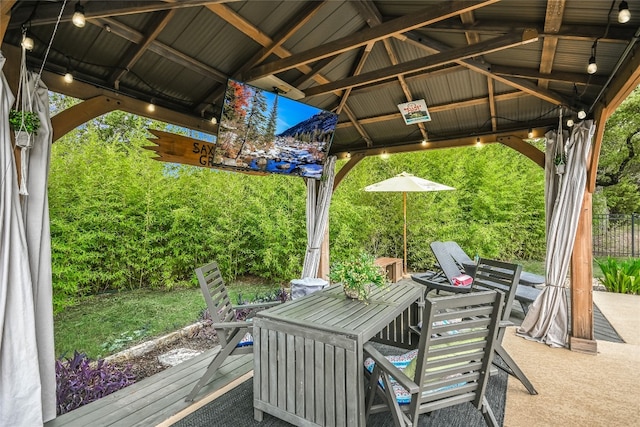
0, 54, 56, 425
301, 156, 336, 278
517, 120, 595, 348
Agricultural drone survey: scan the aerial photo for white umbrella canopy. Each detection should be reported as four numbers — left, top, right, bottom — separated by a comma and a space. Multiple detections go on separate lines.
364, 172, 454, 274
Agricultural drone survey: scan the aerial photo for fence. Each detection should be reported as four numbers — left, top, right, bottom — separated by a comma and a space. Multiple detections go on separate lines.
592, 214, 639, 257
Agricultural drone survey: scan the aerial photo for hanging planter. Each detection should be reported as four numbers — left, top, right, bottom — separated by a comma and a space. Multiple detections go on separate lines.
554, 153, 566, 174
9, 108, 40, 146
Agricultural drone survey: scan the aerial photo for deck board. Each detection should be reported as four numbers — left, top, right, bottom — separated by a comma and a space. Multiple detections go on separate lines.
45, 349, 253, 427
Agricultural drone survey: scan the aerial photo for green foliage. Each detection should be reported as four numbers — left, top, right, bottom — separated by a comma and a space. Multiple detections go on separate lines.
597, 85, 640, 214
100, 327, 150, 353
596, 257, 640, 294
329, 252, 387, 300
9, 109, 40, 134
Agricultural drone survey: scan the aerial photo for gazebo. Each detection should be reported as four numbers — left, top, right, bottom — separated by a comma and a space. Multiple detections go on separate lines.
1, 1, 639, 424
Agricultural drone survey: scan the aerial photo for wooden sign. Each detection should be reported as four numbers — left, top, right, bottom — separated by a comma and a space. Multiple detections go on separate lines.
145, 129, 266, 175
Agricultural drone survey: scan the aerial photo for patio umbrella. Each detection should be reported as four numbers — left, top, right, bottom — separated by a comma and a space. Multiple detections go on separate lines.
364, 172, 454, 274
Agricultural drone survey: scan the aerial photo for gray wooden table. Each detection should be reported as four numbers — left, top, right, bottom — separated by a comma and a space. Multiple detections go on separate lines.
253, 282, 423, 426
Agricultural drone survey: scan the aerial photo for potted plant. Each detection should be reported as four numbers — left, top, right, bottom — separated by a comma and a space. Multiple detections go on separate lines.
554, 153, 566, 174
9, 108, 40, 147
329, 252, 388, 301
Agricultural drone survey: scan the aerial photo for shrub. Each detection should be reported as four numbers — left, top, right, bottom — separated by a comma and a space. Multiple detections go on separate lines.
56, 351, 135, 415
596, 257, 640, 295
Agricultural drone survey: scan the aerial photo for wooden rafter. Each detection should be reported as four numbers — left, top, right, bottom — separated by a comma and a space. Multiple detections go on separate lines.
303, 30, 539, 97
335, 91, 528, 129
108, 10, 176, 89
355, 0, 428, 141
538, 0, 566, 89
488, 78, 497, 132
0, 0, 16, 42
8, 0, 231, 29
205, 2, 373, 146
92, 17, 228, 84
243, 0, 500, 81
401, 31, 570, 106
195, 1, 327, 112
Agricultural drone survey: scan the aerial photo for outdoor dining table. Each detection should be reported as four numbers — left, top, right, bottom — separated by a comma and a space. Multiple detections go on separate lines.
252, 281, 423, 426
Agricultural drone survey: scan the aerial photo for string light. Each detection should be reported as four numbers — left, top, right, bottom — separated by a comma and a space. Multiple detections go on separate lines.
577, 109, 587, 120
475, 137, 482, 147
380, 151, 390, 160
63, 72, 73, 83
587, 41, 597, 74
21, 31, 34, 51
618, 1, 631, 23
345, 152, 351, 159
72, 3, 86, 28
566, 118, 574, 127
528, 128, 534, 139
147, 99, 156, 112
421, 139, 427, 146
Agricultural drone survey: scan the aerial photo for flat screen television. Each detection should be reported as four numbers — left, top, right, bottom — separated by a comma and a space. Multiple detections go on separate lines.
214, 79, 338, 179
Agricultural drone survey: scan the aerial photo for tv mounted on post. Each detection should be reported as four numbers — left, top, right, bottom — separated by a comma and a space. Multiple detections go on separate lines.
213, 79, 338, 179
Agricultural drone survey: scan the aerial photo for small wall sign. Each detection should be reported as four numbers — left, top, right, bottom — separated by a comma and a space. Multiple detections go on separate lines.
397, 99, 431, 125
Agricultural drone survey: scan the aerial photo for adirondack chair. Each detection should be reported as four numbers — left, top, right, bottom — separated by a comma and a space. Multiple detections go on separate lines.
363, 290, 505, 427
185, 261, 280, 402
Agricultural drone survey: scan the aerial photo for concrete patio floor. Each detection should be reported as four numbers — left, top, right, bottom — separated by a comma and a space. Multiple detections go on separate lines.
503, 291, 639, 427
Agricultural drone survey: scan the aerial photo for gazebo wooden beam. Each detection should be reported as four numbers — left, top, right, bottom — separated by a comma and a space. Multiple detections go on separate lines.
243, 0, 499, 81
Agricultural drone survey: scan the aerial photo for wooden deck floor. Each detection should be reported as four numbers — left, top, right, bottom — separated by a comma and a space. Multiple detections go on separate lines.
45, 348, 253, 427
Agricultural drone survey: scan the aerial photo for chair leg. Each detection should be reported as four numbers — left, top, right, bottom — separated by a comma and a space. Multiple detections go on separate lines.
379, 372, 407, 427
494, 343, 538, 395
480, 396, 499, 427
185, 333, 245, 401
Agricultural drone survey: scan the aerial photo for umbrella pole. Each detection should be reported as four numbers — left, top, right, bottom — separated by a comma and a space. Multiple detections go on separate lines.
403, 191, 407, 275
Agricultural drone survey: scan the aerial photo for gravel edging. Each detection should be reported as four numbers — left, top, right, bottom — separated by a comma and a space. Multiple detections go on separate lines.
104, 321, 206, 364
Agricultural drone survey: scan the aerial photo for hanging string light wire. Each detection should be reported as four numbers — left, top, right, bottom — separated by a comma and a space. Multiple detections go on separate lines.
36, 0, 68, 84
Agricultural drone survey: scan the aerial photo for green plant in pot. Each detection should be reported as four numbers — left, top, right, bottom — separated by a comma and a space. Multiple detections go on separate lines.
554, 153, 566, 174
329, 252, 388, 301
9, 109, 40, 147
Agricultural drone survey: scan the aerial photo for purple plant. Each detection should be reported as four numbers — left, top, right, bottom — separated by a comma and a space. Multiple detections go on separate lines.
55, 351, 136, 415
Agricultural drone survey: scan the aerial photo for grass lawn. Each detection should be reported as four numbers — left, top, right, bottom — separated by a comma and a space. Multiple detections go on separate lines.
54, 280, 284, 360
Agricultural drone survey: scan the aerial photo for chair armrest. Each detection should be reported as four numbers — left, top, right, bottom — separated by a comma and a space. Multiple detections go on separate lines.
363, 343, 419, 394
211, 321, 252, 330
232, 301, 281, 311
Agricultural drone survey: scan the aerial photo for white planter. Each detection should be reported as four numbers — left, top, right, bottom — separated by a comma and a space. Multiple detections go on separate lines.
555, 163, 565, 174
14, 130, 33, 148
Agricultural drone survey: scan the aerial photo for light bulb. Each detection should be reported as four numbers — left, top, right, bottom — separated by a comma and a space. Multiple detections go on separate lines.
528, 128, 534, 139
380, 151, 390, 160
578, 109, 586, 120
587, 57, 597, 74
72, 4, 86, 28
475, 137, 482, 147
345, 152, 351, 159
210, 116, 217, 124
147, 101, 155, 112
64, 72, 73, 83
21, 35, 34, 51
619, 1, 631, 23
421, 139, 427, 146
566, 118, 574, 127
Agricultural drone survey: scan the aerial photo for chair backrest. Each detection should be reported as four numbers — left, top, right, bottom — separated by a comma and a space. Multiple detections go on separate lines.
442, 241, 474, 270
410, 290, 504, 417
472, 258, 522, 323
195, 261, 236, 346
430, 241, 464, 282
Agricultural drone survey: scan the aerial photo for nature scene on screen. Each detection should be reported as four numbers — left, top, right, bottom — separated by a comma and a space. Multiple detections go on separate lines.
214, 79, 338, 179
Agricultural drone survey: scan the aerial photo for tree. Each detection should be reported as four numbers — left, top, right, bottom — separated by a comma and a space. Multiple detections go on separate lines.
597, 85, 640, 213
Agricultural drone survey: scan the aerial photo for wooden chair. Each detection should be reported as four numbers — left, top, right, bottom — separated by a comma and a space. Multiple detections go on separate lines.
363, 290, 505, 427
471, 258, 538, 395
185, 261, 280, 402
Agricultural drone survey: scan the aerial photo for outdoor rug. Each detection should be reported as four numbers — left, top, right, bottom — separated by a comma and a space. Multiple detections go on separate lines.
173, 367, 508, 427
